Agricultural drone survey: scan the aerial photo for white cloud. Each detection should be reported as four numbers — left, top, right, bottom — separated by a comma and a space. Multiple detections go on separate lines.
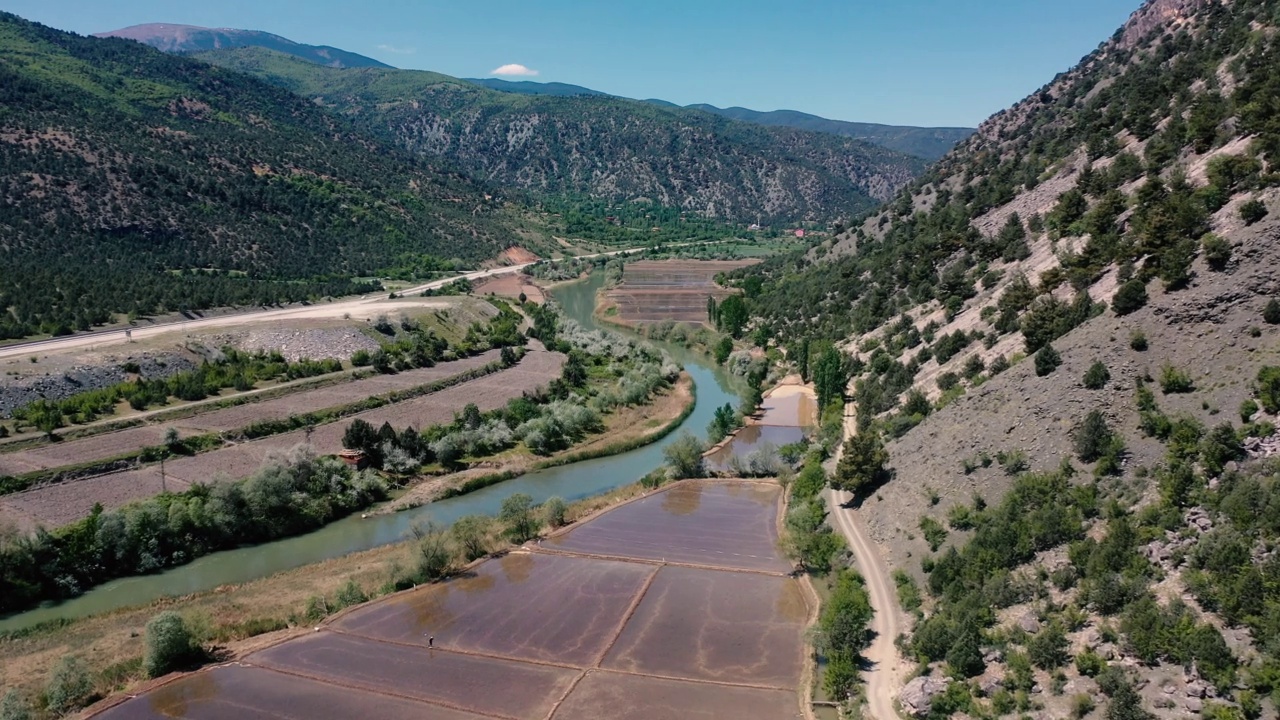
491, 63, 539, 77
377, 44, 416, 55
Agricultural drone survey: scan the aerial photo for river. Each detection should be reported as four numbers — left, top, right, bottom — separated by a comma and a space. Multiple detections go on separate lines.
0, 273, 743, 631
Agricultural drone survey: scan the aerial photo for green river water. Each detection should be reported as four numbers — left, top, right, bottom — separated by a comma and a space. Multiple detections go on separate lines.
0, 273, 743, 631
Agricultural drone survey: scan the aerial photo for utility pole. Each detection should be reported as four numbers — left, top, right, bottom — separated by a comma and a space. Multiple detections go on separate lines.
160, 455, 167, 494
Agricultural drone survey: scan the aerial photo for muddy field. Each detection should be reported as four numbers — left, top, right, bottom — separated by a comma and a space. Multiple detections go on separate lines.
545, 481, 790, 573
337, 553, 653, 665
603, 259, 759, 325
2, 350, 564, 528
90, 480, 808, 720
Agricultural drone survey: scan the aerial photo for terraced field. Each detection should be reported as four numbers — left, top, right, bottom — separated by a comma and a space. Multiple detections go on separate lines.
1, 350, 565, 528
91, 480, 810, 720
603, 260, 760, 325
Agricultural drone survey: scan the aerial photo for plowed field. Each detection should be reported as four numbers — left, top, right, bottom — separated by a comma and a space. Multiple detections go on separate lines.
603, 260, 760, 325
3, 350, 564, 527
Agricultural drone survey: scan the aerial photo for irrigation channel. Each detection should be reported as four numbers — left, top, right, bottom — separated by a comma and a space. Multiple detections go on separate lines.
0, 273, 746, 631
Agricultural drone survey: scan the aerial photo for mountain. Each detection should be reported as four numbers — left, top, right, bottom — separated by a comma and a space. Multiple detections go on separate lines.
195, 47, 927, 223
0, 13, 516, 340
463, 78, 610, 98
681, 105, 973, 161
95, 23, 393, 68
464, 78, 972, 160
733, 0, 1280, 714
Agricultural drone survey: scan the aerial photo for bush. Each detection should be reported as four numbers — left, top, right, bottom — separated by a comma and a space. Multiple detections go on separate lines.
543, 496, 568, 528
1083, 361, 1110, 389
1265, 299, 1280, 325
920, 516, 949, 552
1075, 649, 1107, 677
1240, 398, 1259, 422
1241, 198, 1268, 225
144, 611, 197, 678
500, 493, 538, 543
663, 432, 705, 479
334, 579, 368, 609
1259, 367, 1280, 414
46, 656, 93, 715
1112, 279, 1149, 316
1074, 410, 1114, 463
1201, 234, 1231, 270
1034, 344, 1062, 376
1160, 364, 1194, 394
1028, 622, 1069, 669
0, 691, 31, 720
451, 515, 492, 561
1129, 330, 1148, 351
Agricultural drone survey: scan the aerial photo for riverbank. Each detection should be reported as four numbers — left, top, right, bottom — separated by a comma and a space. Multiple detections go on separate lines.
704, 377, 818, 461
383, 371, 696, 512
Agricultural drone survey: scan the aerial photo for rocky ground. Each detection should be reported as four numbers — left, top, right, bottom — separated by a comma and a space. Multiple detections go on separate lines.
0, 351, 195, 418
207, 326, 380, 362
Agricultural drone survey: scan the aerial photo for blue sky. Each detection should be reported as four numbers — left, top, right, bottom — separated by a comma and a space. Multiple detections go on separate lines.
3, 0, 1141, 127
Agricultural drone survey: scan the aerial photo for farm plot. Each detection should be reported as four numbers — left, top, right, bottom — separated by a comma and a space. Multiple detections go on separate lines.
251, 632, 577, 720
336, 552, 654, 666
545, 481, 790, 573
0, 351, 501, 478
1, 351, 564, 527
93, 664, 487, 720
601, 565, 808, 687
705, 425, 805, 469
604, 259, 760, 326
3, 470, 191, 528
552, 671, 803, 720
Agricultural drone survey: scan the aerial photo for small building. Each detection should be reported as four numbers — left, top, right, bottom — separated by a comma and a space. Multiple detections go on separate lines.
337, 449, 369, 470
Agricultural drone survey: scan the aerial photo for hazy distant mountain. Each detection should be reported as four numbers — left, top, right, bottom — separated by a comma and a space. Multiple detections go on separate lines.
681, 105, 973, 161
95, 24, 392, 69
461, 78, 973, 160
464, 78, 610, 98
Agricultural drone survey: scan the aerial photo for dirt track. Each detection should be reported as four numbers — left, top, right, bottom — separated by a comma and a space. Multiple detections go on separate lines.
827, 484, 907, 719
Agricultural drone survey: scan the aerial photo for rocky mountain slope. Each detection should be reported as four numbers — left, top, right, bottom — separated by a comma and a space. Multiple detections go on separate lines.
735, 0, 1280, 716
465, 78, 973, 160
194, 47, 927, 223
96, 23, 392, 68
0, 13, 516, 340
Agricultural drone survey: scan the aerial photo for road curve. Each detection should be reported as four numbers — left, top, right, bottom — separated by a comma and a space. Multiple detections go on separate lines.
826, 487, 906, 719
0, 246, 652, 362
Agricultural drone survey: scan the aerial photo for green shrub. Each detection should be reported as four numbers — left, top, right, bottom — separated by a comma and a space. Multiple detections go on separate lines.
1075, 649, 1107, 677
0, 690, 31, 720
1028, 622, 1069, 669
1240, 398, 1259, 423
1265, 299, 1280, 325
1074, 410, 1114, 463
500, 493, 538, 543
920, 516, 949, 551
144, 611, 197, 678
1112, 279, 1148, 316
1160, 364, 1194, 394
1241, 198, 1268, 225
892, 569, 922, 612
45, 656, 93, 715
543, 496, 568, 528
1083, 361, 1110, 389
1201, 234, 1231, 270
1129, 330, 1148, 351
334, 579, 368, 609
1034, 344, 1062, 377
1259, 367, 1280, 414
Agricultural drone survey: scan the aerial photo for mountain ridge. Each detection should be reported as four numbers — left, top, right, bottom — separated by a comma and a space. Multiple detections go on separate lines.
196, 45, 928, 223
95, 23, 393, 69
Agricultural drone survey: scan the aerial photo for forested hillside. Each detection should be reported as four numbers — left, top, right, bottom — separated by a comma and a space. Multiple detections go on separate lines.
0, 13, 517, 340
194, 47, 927, 223
725, 0, 1280, 716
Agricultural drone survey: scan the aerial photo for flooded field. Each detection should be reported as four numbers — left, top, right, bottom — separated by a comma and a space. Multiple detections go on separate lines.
92, 479, 809, 720
603, 259, 760, 325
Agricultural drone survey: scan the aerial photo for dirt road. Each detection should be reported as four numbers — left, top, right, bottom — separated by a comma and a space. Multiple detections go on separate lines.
0, 246, 657, 363
826, 487, 907, 719
828, 392, 905, 719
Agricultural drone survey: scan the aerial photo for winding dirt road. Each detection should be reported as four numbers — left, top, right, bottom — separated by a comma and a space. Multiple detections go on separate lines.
828, 393, 907, 718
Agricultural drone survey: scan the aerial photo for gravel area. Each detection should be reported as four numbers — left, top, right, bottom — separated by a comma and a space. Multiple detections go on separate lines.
212, 327, 382, 362
0, 352, 194, 418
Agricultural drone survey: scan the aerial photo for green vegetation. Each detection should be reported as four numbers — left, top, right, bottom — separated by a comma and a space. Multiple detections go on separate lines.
0, 14, 517, 340
831, 432, 890, 497
1034, 344, 1062, 377
0, 446, 388, 615
1083, 360, 1111, 389
143, 611, 199, 678
784, 456, 845, 573
817, 568, 874, 700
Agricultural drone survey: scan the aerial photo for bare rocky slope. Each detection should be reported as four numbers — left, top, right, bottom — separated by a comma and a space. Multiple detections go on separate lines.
736, 0, 1280, 717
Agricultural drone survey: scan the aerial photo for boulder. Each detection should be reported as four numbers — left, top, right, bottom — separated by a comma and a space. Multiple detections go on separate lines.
1019, 613, 1041, 634
900, 676, 950, 717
